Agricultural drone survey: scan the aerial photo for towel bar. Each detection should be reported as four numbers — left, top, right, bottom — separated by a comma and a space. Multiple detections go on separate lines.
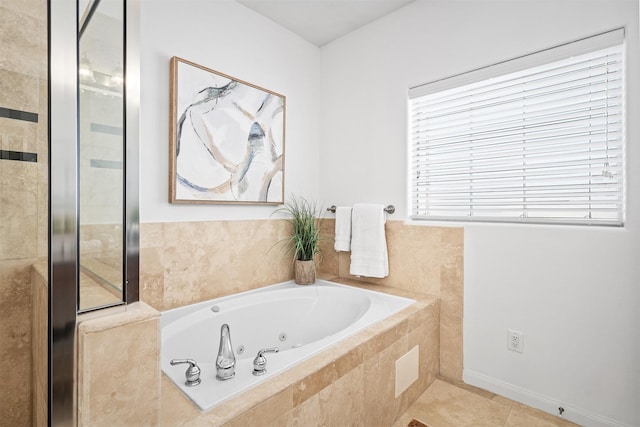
327, 205, 395, 214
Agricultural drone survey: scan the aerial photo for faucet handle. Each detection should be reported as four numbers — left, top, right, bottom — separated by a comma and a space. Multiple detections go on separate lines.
170, 359, 201, 387
252, 347, 279, 376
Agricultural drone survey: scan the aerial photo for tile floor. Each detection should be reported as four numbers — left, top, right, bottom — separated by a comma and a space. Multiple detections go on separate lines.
393, 379, 581, 427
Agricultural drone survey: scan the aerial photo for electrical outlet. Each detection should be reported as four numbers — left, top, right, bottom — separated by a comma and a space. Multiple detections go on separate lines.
507, 329, 524, 353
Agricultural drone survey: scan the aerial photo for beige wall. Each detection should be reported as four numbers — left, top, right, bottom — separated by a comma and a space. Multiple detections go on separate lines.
0, 0, 48, 425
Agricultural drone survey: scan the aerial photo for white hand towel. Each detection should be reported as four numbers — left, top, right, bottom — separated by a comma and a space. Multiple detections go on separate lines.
349, 204, 389, 278
334, 207, 352, 252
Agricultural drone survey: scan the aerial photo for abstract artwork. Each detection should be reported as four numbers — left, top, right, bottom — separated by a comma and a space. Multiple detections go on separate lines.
169, 56, 285, 204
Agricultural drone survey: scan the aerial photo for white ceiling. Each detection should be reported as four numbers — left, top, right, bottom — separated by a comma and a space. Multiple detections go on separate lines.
236, 0, 416, 46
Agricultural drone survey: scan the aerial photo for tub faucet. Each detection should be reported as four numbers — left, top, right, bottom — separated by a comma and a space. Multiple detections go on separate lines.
216, 324, 235, 380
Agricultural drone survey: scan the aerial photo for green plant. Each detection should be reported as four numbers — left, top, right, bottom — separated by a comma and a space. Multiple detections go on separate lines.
275, 195, 322, 262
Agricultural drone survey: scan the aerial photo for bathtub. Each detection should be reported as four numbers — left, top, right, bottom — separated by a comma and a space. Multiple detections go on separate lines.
161, 279, 415, 412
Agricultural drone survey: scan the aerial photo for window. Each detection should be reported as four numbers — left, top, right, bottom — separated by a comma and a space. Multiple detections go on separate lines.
409, 29, 624, 226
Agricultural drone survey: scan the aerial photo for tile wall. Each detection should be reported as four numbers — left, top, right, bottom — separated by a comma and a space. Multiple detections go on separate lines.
31, 261, 47, 426
0, 0, 48, 425
319, 219, 464, 381
138, 219, 463, 377
139, 219, 295, 311
76, 302, 161, 426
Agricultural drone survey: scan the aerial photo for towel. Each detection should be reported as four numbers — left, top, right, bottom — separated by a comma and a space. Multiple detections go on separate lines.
334, 207, 352, 252
349, 204, 389, 278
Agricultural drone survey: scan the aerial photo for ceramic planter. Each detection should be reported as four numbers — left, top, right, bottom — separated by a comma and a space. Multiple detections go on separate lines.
294, 260, 316, 285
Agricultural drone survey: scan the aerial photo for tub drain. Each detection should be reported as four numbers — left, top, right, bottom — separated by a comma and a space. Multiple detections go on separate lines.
279, 333, 287, 342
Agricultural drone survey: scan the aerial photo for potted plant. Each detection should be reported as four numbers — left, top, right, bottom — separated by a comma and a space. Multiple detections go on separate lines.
276, 195, 322, 285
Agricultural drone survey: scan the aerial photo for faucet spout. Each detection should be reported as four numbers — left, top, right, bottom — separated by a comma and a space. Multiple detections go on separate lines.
216, 323, 235, 380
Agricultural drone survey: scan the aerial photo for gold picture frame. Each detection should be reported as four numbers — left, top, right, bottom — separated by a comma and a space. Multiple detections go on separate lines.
169, 56, 285, 204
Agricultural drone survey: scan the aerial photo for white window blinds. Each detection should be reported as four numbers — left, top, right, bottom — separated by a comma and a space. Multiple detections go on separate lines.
409, 29, 625, 226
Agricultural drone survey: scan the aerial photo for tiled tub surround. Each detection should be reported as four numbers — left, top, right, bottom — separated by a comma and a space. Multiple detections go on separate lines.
139, 220, 295, 311
160, 278, 440, 426
73, 218, 462, 424
139, 220, 463, 380
319, 219, 464, 381
77, 302, 161, 426
161, 279, 415, 411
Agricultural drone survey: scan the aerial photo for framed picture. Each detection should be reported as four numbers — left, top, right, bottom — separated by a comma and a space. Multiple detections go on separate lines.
169, 56, 285, 204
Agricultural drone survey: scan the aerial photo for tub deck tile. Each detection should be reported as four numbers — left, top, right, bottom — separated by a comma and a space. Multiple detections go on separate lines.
292, 344, 364, 406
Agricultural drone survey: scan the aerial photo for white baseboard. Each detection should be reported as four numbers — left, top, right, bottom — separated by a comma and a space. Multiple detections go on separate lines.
463, 369, 633, 427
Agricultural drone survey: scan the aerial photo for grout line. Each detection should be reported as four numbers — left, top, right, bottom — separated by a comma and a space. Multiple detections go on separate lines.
503, 406, 512, 426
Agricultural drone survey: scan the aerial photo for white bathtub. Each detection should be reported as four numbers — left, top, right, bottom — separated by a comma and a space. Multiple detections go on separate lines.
161, 279, 415, 412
